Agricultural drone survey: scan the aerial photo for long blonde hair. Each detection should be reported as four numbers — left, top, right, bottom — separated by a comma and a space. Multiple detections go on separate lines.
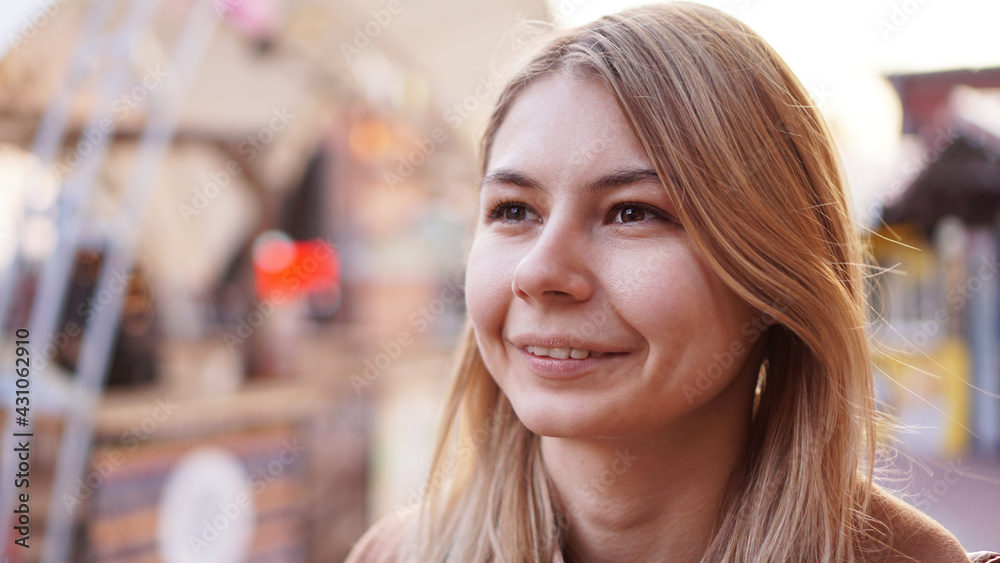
408, 3, 884, 561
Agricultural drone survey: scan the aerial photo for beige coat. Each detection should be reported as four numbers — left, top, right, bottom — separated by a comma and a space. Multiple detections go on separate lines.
345, 485, 995, 562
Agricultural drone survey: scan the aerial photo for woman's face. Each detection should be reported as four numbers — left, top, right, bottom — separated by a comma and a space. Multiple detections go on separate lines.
466, 72, 765, 438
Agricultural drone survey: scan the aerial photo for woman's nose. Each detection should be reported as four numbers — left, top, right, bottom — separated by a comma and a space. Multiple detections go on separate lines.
511, 216, 594, 304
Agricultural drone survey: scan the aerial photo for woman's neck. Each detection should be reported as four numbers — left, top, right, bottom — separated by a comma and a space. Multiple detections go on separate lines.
540, 355, 761, 563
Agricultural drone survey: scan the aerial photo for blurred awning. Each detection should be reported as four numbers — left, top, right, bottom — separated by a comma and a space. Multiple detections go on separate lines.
0, 0, 550, 143
0, 0, 551, 297
881, 135, 1000, 232
881, 85, 1000, 233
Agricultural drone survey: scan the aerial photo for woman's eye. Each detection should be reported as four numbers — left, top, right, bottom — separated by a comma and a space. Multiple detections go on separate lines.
486, 201, 539, 223
612, 204, 659, 224
502, 206, 529, 221
485, 200, 674, 227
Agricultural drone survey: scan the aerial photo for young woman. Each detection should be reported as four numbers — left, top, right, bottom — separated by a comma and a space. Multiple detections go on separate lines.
347, 3, 997, 561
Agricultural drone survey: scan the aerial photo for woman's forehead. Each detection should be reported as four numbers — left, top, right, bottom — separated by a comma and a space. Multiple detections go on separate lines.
486, 73, 653, 177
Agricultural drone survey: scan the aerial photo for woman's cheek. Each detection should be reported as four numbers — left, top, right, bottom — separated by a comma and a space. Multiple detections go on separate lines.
463, 253, 490, 334
465, 244, 513, 336
613, 252, 707, 376
609, 249, 691, 327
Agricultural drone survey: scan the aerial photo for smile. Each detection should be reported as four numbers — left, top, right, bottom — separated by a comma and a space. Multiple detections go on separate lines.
515, 344, 621, 380
525, 345, 606, 359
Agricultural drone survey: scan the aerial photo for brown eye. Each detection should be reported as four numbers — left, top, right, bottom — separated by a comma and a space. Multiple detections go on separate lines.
504, 206, 528, 221
609, 203, 678, 227
486, 200, 540, 223
614, 205, 652, 223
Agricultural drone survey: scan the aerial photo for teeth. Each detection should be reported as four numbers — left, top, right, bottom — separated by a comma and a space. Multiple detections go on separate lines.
525, 346, 606, 359
548, 347, 569, 359
526, 346, 551, 357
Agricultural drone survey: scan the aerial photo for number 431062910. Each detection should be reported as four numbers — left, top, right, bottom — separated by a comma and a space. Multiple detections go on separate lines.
14, 327, 30, 420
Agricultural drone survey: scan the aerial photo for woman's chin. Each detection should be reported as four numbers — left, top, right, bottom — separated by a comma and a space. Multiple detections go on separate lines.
508, 398, 613, 439
521, 419, 590, 438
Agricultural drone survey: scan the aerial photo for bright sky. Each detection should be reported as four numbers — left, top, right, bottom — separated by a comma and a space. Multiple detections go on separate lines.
0, 0, 61, 61
547, 0, 1000, 74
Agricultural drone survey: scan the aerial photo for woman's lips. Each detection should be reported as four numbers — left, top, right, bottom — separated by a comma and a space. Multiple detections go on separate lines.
516, 345, 619, 379
524, 345, 606, 359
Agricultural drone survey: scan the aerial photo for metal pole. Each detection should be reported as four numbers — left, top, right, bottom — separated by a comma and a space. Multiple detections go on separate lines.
41, 1, 217, 559
0, 0, 158, 553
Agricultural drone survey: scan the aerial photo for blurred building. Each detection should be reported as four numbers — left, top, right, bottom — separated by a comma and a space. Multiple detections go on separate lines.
0, 0, 547, 560
871, 67, 1000, 458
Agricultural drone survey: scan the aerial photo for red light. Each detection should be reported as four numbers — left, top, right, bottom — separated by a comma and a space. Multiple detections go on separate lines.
253, 239, 339, 301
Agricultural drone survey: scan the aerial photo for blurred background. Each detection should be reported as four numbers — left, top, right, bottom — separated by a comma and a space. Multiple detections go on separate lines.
0, 0, 998, 560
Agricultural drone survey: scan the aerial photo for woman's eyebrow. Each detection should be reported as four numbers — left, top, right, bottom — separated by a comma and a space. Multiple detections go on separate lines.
480, 167, 662, 193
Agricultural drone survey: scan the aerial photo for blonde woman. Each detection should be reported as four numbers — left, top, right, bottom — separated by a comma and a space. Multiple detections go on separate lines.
347, 3, 998, 562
